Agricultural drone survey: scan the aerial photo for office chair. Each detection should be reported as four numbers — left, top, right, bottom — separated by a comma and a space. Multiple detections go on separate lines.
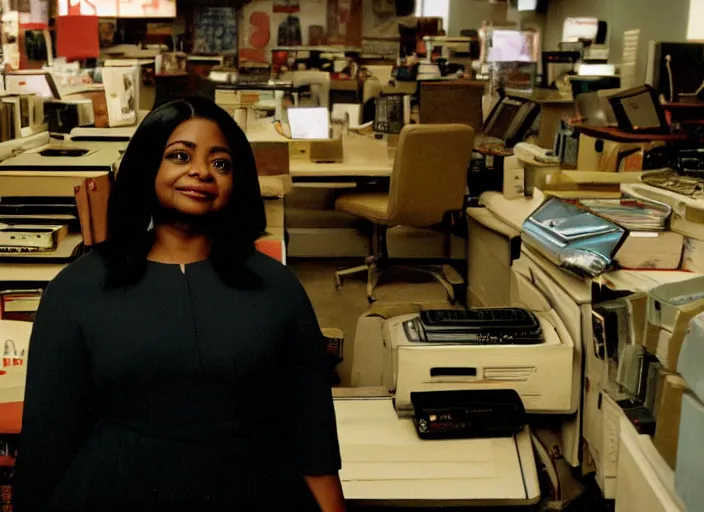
334, 124, 475, 303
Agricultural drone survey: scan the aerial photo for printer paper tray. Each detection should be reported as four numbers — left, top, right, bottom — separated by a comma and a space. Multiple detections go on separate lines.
334, 398, 539, 505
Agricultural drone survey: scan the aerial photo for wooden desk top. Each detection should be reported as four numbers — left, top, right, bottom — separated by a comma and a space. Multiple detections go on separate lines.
575, 125, 688, 143
507, 89, 574, 105
290, 135, 393, 178
247, 125, 394, 178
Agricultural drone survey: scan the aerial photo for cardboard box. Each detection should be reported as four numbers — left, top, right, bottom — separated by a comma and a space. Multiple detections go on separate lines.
289, 138, 344, 163
653, 374, 688, 469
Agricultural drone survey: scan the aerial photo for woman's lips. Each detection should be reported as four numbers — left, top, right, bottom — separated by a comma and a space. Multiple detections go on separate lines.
176, 186, 217, 200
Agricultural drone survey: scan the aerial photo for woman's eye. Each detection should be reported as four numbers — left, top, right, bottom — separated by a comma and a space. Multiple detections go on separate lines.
167, 151, 189, 163
212, 159, 233, 172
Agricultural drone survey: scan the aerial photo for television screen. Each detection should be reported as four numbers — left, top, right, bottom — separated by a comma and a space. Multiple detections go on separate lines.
487, 30, 533, 63
58, 0, 176, 18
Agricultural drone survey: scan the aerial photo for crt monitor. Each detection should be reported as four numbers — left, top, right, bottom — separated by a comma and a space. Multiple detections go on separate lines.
5, 71, 60, 99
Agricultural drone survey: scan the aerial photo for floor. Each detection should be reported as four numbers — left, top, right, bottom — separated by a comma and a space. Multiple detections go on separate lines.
290, 259, 615, 512
290, 258, 450, 386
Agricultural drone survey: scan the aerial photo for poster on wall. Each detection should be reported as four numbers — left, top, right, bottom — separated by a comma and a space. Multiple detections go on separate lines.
239, 2, 271, 62
273, 0, 300, 13
29, 0, 49, 24
363, 0, 401, 38
194, 7, 237, 54
57, 0, 176, 18
326, 0, 361, 47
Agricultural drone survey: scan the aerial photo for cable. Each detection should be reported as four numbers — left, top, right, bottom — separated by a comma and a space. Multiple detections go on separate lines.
665, 54, 674, 103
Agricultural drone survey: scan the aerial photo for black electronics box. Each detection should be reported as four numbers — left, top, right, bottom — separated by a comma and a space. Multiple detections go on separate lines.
411, 389, 527, 440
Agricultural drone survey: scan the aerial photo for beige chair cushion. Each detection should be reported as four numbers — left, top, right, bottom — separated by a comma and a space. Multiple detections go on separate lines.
335, 192, 390, 225
335, 124, 475, 228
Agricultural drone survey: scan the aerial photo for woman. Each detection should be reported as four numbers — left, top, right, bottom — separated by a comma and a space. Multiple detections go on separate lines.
14, 97, 345, 512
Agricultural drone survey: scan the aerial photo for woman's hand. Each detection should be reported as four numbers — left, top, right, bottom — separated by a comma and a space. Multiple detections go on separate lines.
304, 474, 346, 512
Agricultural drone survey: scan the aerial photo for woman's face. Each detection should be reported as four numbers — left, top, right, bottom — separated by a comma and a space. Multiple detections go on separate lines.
154, 118, 234, 218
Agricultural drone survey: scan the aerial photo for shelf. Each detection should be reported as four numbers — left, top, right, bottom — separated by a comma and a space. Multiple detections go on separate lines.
0, 170, 111, 197
0, 233, 83, 262
0, 262, 66, 282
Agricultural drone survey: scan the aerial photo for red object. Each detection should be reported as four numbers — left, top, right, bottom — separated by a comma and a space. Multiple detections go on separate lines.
0, 402, 22, 434
255, 238, 285, 263
56, 15, 100, 61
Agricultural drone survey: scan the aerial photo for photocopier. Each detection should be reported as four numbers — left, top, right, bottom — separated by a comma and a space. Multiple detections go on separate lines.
339, 279, 577, 506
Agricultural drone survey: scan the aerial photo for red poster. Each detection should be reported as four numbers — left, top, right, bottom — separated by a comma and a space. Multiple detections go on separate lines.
56, 15, 100, 60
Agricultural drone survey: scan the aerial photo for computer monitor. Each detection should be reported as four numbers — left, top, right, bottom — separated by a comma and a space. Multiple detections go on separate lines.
645, 41, 704, 103
287, 107, 330, 140
5, 71, 60, 99
562, 17, 599, 43
483, 97, 539, 147
487, 30, 533, 63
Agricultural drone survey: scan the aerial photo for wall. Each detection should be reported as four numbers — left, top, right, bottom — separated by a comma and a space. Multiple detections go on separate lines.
447, 0, 508, 36
543, 0, 615, 53
544, 0, 692, 84
615, 0, 691, 83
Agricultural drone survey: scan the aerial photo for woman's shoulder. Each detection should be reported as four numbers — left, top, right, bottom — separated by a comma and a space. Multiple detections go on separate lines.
49, 249, 107, 293
247, 251, 304, 293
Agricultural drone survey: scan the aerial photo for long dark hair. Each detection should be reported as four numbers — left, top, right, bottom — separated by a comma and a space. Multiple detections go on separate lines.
99, 97, 266, 287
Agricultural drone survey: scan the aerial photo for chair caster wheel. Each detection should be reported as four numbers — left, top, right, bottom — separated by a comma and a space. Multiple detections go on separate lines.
335, 275, 343, 290
367, 296, 376, 304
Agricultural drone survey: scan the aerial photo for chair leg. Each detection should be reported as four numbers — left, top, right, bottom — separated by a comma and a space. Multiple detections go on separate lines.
384, 264, 462, 304
366, 258, 380, 304
334, 224, 388, 303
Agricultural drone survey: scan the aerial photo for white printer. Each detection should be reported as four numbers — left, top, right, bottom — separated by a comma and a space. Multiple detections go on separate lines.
337, 302, 576, 506
381, 308, 576, 416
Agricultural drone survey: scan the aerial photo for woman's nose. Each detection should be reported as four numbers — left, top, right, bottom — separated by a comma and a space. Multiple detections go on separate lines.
188, 162, 213, 180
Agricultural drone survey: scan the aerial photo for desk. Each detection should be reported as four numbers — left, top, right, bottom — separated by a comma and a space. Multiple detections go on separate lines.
290, 135, 392, 178
575, 125, 689, 143
214, 82, 310, 108
507, 90, 575, 149
246, 125, 394, 179
334, 398, 539, 505
70, 110, 149, 141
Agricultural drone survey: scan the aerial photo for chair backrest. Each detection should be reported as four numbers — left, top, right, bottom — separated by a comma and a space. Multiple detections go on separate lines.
387, 124, 475, 228
419, 81, 485, 132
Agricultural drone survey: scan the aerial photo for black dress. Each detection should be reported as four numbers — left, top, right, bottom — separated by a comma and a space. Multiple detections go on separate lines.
13, 251, 341, 512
